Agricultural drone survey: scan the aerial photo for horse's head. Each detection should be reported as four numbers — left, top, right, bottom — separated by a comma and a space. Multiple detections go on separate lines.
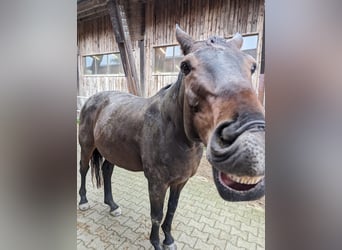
176, 26, 265, 201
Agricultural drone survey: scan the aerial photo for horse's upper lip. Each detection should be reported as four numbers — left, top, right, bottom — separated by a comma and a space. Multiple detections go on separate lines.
232, 119, 265, 135
209, 120, 265, 161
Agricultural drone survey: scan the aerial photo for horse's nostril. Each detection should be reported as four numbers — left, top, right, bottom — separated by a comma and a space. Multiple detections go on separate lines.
219, 125, 239, 146
216, 119, 265, 146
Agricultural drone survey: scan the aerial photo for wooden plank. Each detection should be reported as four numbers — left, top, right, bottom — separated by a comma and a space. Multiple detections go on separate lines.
246, 0, 253, 33
258, 74, 264, 104
139, 40, 145, 96
255, 0, 265, 92
107, 0, 141, 96
204, 0, 210, 38
144, 0, 153, 97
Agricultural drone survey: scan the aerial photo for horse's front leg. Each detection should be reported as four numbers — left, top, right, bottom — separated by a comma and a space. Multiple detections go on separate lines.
148, 180, 168, 250
161, 182, 187, 250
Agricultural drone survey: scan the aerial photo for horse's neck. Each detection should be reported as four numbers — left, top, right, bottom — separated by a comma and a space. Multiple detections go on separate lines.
160, 74, 188, 134
161, 74, 183, 116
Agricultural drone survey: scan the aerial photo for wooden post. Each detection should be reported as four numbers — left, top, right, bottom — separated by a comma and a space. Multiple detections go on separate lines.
139, 40, 145, 97
107, 0, 141, 96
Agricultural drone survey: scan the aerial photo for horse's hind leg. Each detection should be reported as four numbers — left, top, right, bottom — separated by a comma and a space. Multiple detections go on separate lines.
78, 147, 93, 210
102, 160, 121, 216
161, 182, 187, 250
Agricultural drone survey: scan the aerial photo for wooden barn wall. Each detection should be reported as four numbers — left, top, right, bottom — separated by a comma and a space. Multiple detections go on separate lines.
77, 0, 264, 98
145, 0, 264, 97
77, 15, 139, 96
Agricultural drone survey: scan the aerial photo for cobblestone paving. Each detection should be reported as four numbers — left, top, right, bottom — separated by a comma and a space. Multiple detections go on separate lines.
77, 142, 265, 250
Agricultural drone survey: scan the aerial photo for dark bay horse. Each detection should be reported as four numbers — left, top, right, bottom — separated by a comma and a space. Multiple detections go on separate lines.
78, 26, 265, 250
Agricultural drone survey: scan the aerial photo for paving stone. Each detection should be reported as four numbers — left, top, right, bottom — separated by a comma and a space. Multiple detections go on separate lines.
230, 226, 249, 241
225, 218, 242, 230
117, 239, 135, 249
173, 241, 187, 250
199, 214, 216, 227
256, 244, 265, 250
196, 206, 213, 218
202, 224, 221, 236
178, 232, 198, 248
86, 210, 105, 224
77, 142, 265, 249
241, 223, 259, 237
206, 205, 221, 216
77, 228, 97, 245
187, 218, 205, 231
121, 227, 141, 243
136, 239, 153, 250
237, 236, 257, 250
77, 239, 88, 250
248, 232, 265, 248
191, 228, 210, 242
235, 214, 251, 226
93, 224, 113, 242
87, 236, 111, 249
206, 235, 228, 248
224, 234, 239, 246
225, 242, 246, 250
97, 215, 117, 230
193, 238, 216, 250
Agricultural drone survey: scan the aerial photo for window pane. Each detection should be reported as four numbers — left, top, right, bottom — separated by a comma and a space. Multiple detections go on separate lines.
154, 47, 167, 73
174, 45, 183, 72
174, 46, 182, 57
165, 47, 174, 58
242, 35, 258, 59
83, 56, 95, 74
108, 53, 124, 74
83, 53, 125, 75
154, 45, 184, 73
241, 35, 258, 50
98, 55, 108, 74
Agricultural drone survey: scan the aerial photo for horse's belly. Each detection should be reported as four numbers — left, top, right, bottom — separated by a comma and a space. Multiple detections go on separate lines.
94, 124, 143, 171
94, 108, 144, 171
96, 142, 143, 171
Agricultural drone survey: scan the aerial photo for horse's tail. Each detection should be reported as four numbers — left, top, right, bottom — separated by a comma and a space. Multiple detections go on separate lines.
91, 148, 103, 188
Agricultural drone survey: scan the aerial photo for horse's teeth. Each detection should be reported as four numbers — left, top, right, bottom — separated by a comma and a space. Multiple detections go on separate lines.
228, 174, 263, 185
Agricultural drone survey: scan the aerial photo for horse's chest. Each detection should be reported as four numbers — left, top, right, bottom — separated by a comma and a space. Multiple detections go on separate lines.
143, 143, 203, 182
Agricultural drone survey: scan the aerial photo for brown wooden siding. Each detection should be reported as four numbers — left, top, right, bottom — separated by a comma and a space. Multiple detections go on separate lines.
151, 0, 262, 45
78, 15, 119, 54
78, 0, 264, 98
145, 0, 264, 96
78, 15, 139, 97
79, 76, 128, 97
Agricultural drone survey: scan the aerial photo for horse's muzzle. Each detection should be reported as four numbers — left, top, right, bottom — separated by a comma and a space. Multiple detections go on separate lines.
206, 119, 265, 201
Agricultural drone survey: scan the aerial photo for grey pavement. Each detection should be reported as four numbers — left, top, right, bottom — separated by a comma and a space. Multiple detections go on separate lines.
77, 145, 265, 250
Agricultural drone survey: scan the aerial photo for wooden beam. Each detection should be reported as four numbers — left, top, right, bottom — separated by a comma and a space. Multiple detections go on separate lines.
107, 0, 141, 96
139, 40, 145, 97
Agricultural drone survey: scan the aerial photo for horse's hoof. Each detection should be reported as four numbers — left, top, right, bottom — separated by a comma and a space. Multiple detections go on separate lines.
163, 243, 177, 250
79, 202, 90, 211
110, 206, 122, 217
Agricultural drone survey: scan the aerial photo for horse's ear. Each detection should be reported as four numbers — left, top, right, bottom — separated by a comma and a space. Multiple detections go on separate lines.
176, 24, 194, 55
229, 33, 243, 50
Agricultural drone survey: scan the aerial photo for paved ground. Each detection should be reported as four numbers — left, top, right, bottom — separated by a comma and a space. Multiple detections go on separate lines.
77, 146, 265, 250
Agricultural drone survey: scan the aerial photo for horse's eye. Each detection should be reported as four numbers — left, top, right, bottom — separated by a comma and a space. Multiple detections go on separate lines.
191, 103, 200, 113
251, 63, 257, 74
181, 61, 191, 75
